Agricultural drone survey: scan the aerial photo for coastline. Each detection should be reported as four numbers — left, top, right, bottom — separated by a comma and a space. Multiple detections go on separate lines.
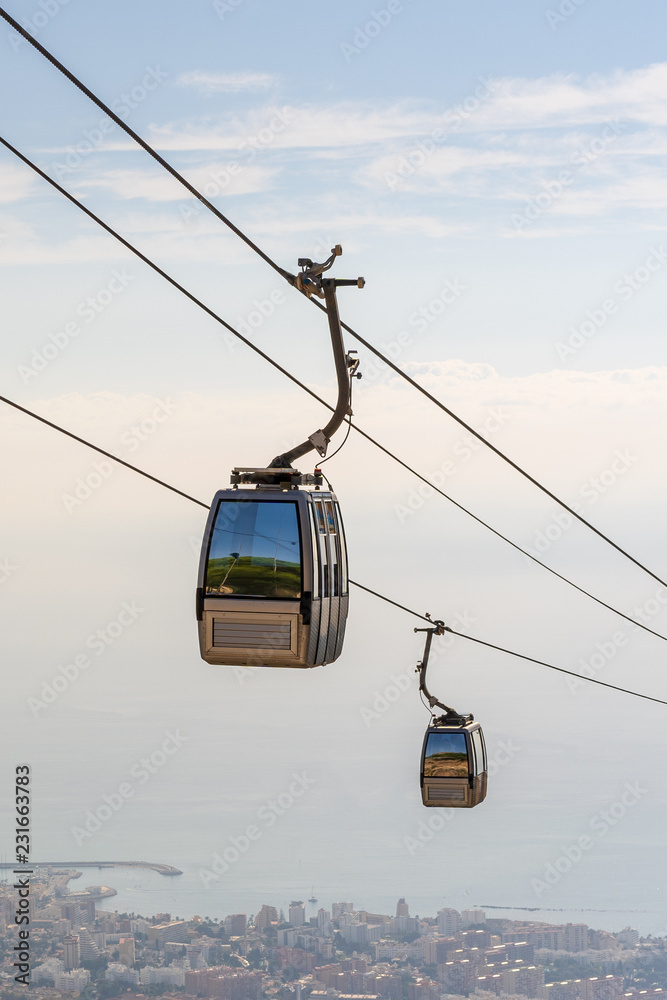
0, 860, 182, 876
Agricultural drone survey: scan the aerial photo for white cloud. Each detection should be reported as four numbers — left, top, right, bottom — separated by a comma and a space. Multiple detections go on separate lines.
145, 102, 436, 152
8, 62, 667, 252
146, 64, 667, 157
362, 146, 535, 193
252, 210, 462, 241
176, 70, 277, 94
0, 210, 253, 265
6, 367, 667, 510
0, 219, 125, 265
470, 63, 667, 130
0, 162, 36, 203
348, 66, 667, 234
78, 163, 277, 201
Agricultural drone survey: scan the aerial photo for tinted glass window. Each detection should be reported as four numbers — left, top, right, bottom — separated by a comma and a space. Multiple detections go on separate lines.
423, 732, 469, 778
335, 502, 348, 595
313, 502, 327, 534
471, 729, 486, 775
309, 507, 320, 599
479, 728, 487, 769
321, 533, 329, 598
206, 500, 301, 599
324, 500, 336, 533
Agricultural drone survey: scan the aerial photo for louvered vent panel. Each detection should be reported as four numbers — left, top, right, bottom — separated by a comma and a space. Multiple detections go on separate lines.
212, 620, 291, 649
428, 786, 465, 801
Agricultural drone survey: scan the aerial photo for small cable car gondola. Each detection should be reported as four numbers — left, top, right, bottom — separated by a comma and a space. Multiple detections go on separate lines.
196, 246, 363, 668
420, 717, 487, 808
415, 618, 488, 808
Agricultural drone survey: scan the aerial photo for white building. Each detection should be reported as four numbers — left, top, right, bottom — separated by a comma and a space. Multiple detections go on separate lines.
617, 927, 639, 947
54, 968, 91, 993
340, 921, 384, 945
374, 940, 426, 962
318, 908, 333, 935
32, 958, 64, 983
389, 914, 421, 935
140, 965, 186, 986
78, 925, 100, 960
290, 901, 306, 926
461, 909, 486, 928
438, 909, 461, 936
106, 961, 140, 984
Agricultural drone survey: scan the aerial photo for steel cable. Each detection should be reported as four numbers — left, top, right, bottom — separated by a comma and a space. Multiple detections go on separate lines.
1, 4, 663, 591
2, 132, 666, 646
2, 392, 665, 708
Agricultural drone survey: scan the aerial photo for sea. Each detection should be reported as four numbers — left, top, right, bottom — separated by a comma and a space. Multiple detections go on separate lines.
64, 862, 665, 938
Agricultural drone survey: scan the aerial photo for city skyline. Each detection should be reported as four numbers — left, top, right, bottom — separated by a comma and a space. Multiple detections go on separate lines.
2, 885, 664, 998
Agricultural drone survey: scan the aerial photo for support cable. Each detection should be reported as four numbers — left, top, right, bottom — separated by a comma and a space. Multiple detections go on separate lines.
1, 5, 662, 590
1, 133, 666, 646
0, 393, 209, 510
329, 301, 667, 589
444, 628, 667, 708
2, 391, 666, 708
0, 5, 289, 282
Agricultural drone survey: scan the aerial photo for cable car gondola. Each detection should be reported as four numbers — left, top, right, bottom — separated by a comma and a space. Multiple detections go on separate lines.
196, 246, 363, 668
196, 478, 349, 667
415, 618, 488, 808
421, 717, 487, 808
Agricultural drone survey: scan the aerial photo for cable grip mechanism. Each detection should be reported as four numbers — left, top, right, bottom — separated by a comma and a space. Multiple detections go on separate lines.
294, 244, 365, 299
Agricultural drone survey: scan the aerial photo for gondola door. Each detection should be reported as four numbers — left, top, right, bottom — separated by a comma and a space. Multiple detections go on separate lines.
312, 496, 332, 664
332, 499, 348, 660
323, 498, 340, 663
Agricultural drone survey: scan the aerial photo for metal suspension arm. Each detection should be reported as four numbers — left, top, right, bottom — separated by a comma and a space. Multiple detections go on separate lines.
415, 616, 472, 724
269, 246, 363, 469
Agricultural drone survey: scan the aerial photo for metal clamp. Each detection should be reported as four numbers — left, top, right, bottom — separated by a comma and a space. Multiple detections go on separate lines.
230, 467, 323, 488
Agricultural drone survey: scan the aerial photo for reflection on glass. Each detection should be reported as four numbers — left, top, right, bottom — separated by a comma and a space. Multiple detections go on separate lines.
423, 732, 468, 778
314, 502, 326, 534
206, 501, 301, 598
324, 501, 336, 533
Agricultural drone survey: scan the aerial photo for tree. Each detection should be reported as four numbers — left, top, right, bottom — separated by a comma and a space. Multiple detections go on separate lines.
81, 955, 109, 978
247, 946, 263, 968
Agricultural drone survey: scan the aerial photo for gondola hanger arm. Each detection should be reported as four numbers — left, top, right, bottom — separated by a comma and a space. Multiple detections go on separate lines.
269, 246, 364, 471
415, 614, 473, 725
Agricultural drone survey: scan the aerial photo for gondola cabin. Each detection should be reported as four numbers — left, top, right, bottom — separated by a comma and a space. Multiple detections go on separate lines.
420, 718, 487, 808
196, 485, 348, 667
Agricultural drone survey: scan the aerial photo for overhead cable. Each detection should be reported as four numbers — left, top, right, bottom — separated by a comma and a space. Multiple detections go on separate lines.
1, 133, 666, 647
0, 5, 289, 282
1, 393, 665, 708
445, 628, 667, 708
0, 392, 209, 510
3, 6, 664, 592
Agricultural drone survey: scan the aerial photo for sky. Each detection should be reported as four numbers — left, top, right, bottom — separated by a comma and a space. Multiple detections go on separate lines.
1, 0, 667, 933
